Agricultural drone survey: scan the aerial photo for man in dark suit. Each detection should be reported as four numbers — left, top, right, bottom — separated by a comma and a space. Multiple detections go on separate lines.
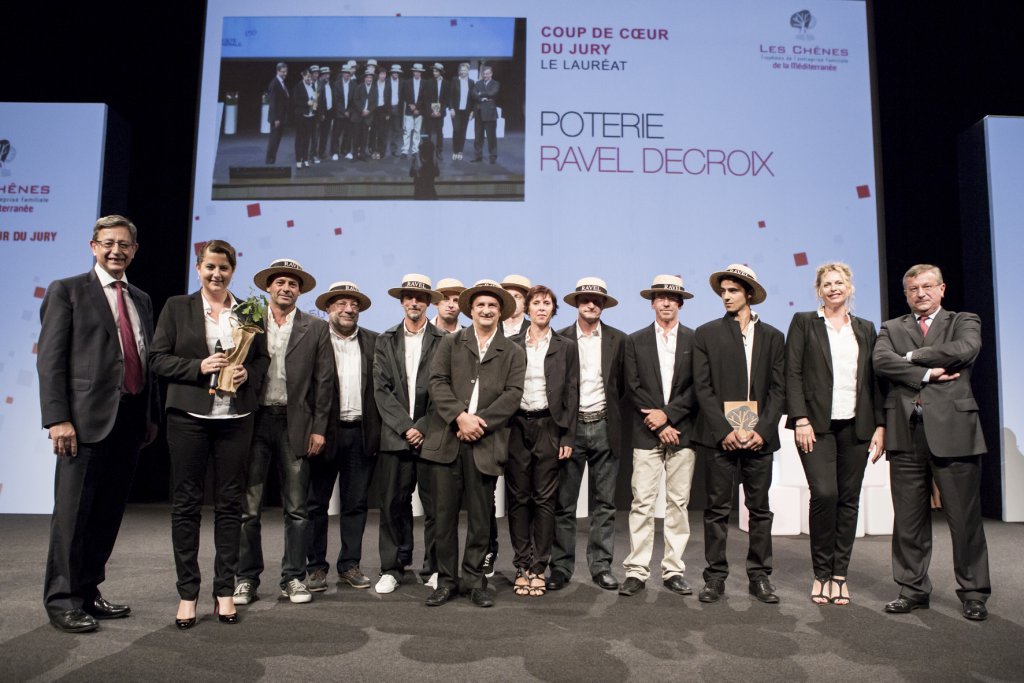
421, 279, 526, 607
873, 264, 991, 621
386, 65, 405, 157
373, 274, 445, 594
291, 70, 317, 168
315, 65, 335, 162
234, 259, 333, 606
37, 215, 159, 632
351, 68, 377, 161
448, 62, 474, 161
694, 264, 786, 605
330, 67, 356, 161
369, 68, 391, 160
265, 62, 289, 165
422, 63, 449, 163
470, 66, 500, 164
306, 282, 381, 591
618, 275, 698, 598
548, 278, 626, 592
400, 63, 427, 158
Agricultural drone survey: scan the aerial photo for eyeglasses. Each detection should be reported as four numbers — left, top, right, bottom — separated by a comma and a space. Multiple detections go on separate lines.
905, 284, 939, 295
92, 240, 136, 251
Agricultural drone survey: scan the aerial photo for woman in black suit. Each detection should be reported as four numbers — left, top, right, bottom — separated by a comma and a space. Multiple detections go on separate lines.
785, 262, 884, 605
150, 240, 269, 627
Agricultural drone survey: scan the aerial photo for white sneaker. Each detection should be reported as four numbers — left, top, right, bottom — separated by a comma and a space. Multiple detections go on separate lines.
232, 580, 257, 605
296, 162, 302, 169
331, 154, 339, 161
280, 578, 312, 604
425, 572, 438, 589
345, 152, 353, 160
375, 574, 399, 594
313, 157, 321, 164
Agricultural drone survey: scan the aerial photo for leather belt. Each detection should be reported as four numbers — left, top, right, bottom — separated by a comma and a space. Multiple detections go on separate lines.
261, 405, 288, 415
338, 419, 362, 427
516, 408, 551, 420
578, 409, 607, 423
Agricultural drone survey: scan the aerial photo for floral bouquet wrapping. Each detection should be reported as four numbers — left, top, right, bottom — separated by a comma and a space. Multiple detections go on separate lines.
216, 293, 266, 395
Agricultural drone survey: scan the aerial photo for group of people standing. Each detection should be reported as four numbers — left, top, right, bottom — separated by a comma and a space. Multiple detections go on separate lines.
264, 60, 501, 169
37, 215, 992, 633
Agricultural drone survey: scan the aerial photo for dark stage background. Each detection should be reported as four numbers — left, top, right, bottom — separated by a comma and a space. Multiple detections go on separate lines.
6, 2, 1023, 513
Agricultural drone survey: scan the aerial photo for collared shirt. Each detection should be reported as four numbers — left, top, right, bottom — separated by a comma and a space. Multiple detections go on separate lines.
191, 291, 245, 419
324, 81, 333, 109
503, 317, 526, 337
818, 309, 858, 419
263, 308, 296, 406
910, 307, 941, 383
412, 78, 420, 104
740, 312, 759, 400
458, 77, 470, 109
93, 264, 146, 370
376, 82, 385, 107
521, 327, 551, 410
331, 326, 362, 421
404, 321, 427, 419
467, 328, 497, 415
576, 322, 606, 413
302, 82, 315, 116
390, 78, 400, 105
431, 315, 462, 334
655, 322, 677, 404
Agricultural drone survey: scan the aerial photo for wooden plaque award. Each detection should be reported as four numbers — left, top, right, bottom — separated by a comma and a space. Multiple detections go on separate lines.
724, 401, 759, 439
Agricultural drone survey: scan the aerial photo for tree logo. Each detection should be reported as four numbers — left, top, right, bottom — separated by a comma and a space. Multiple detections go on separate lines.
790, 10, 817, 39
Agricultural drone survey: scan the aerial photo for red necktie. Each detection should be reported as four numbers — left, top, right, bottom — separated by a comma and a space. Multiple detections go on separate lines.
114, 282, 144, 394
918, 316, 929, 337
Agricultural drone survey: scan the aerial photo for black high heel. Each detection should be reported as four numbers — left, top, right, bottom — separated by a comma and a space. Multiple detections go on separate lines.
175, 599, 197, 630
214, 597, 239, 624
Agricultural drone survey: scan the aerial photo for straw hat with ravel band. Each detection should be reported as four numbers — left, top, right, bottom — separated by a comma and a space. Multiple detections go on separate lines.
254, 258, 317, 294
390, 64, 403, 74
459, 279, 517, 321
435, 278, 466, 295
563, 276, 618, 308
432, 62, 445, 73
315, 281, 372, 313
708, 263, 767, 305
500, 274, 532, 294
411, 63, 425, 73
640, 274, 694, 300
387, 273, 442, 304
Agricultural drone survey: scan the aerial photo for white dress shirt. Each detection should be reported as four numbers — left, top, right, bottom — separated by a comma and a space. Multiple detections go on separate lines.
521, 327, 551, 410
576, 322, 606, 413
93, 264, 145, 368
263, 308, 296, 406
404, 322, 426, 419
458, 77, 469, 109
740, 313, 759, 401
656, 323, 677, 404
503, 317, 526, 337
819, 310, 858, 419
191, 291, 245, 419
331, 326, 362, 421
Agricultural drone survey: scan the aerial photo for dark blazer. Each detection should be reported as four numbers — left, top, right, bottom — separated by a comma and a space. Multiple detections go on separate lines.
291, 81, 316, 119
262, 309, 335, 458
512, 330, 579, 447
315, 78, 335, 118
422, 327, 526, 476
873, 309, 986, 457
149, 291, 269, 415
785, 311, 885, 439
385, 77, 404, 115
332, 78, 355, 120
326, 327, 381, 457
624, 322, 697, 450
352, 81, 377, 117
557, 321, 626, 452
422, 76, 449, 115
266, 76, 289, 125
471, 78, 500, 121
693, 314, 786, 453
37, 270, 159, 442
400, 76, 428, 116
449, 76, 475, 112
373, 321, 445, 452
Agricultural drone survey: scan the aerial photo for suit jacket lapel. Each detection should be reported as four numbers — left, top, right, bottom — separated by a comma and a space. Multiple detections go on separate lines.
926, 309, 951, 341
286, 310, 309, 356
86, 271, 120, 346
812, 315, 833, 375
357, 328, 372, 390
671, 323, 686, 391
644, 324, 664, 398
852, 316, 869, 381
902, 314, 924, 346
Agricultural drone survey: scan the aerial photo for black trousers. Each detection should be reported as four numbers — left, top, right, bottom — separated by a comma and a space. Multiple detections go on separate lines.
451, 110, 470, 154
43, 395, 145, 616
378, 449, 437, 579
370, 109, 389, 156
473, 118, 497, 160
423, 113, 444, 160
294, 116, 314, 163
506, 414, 560, 573
331, 116, 352, 157
889, 418, 990, 602
316, 117, 334, 159
799, 418, 869, 578
429, 443, 497, 591
307, 421, 375, 574
166, 410, 253, 600
265, 122, 284, 164
701, 445, 774, 582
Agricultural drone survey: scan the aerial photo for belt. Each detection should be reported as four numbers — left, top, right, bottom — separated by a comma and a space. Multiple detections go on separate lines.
261, 405, 288, 415
516, 408, 551, 420
578, 409, 607, 423
338, 419, 362, 427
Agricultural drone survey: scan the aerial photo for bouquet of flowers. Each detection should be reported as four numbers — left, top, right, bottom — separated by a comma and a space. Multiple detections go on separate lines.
215, 292, 267, 395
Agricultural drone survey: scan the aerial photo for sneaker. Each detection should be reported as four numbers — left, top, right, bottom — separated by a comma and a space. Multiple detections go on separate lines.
345, 152, 353, 160
425, 572, 438, 589
232, 580, 258, 606
296, 162, 302, 169
338, 566, 372, 589
482, 551, 497, 578
331, 154, 339, 161
307, 569, 328, 592
375, 574, 399, 594
280, 578, 313, 604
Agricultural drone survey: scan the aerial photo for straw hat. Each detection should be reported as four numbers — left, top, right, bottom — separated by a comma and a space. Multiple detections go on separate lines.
458, 279, 516, 320
563, 276, 618, 308
639, 274, 693, 301
708, 263, 767, 305
315, 281, 371, 312
387, 273, 442, 304
253, 258, 316, 293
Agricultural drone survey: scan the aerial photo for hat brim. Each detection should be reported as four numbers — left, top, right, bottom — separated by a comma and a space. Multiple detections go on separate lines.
254, 267, 317, 294
388, 286, 443, 304
458, 285, 516, 321
563, 291, 619, 308
315, 290, 372, 312
639, 289, 694, 301
708, 272, 767, 305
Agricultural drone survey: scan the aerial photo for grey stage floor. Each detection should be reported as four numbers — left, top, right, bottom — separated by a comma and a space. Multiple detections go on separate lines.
1, 506, 1023, 682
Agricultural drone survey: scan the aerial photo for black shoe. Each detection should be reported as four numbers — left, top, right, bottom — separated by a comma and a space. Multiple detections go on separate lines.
426, 586, 453, 607
481, 551, 497, 578
49, 608, 98, 633
884, 595, 929, 614
214, 598, 239, 624
749, 577, 780, 604
962, 599, 988, 621
84, 595, 131, 620
663, 575, 693, 596
470, 588, 494, 608
698, 579, 725, 603
618, 577, 645, 596
546, 571, 569, 591
470, 157, 483, 163
489, 157, 497, 164
592, 571, 619, 591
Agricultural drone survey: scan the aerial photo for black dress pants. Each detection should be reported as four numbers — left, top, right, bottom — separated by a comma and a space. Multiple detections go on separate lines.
506, 414, 560, 574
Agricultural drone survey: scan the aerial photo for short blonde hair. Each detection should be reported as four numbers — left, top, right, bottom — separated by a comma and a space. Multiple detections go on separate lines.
815, 262, 855, 308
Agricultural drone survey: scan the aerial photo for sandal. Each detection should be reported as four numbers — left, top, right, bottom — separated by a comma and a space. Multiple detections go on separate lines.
830, 577, 850, 606
811, 575, 831, 605
527, 572, 546, 597
513, 569, 531, 596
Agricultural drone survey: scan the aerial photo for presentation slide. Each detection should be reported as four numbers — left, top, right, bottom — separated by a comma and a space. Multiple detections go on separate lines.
0, 103, 108, 514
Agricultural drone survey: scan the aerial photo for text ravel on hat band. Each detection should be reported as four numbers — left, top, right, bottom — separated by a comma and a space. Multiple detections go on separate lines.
578, 284, 608, 294
652, 283, 682, 291
402, 280, 430, 289
275, 260, 302, 270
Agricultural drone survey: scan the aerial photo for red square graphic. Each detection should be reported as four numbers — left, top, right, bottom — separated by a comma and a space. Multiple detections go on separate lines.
246, 203, 261, 217
856, 185, 871, 199
286, 220, 295, 228
757, 220, 766, 229
794, 252, 809, 267
34, 286, 46, 299
334, 228, 343, 236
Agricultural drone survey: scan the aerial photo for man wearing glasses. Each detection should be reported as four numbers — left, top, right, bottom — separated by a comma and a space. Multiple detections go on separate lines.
37, 215, 159, 632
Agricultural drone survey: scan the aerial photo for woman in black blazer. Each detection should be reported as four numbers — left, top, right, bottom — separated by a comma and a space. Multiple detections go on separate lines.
150, 240, 269, 628
785, 263, 884, 606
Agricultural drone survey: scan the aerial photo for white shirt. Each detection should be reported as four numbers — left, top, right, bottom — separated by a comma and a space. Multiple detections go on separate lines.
331, 326, 362, 421
819, 310, 858, 420
740, 313, 759, 400
655, 322, 677, 404
468, 328, 497, 415
404, 322, 427, 419
431, 315, 462, 334
458, 77, 470, 109
376, 82, 385, 107
324, 81, 332, 109
521, 328, 551, 410
263, 308, 296, 406
412, 78, 420, 104
191, 291, 245, 419
93, 264, 146, 370
576, 322, 606, 412
390, 78, 400, 106
503, 317, 526, 337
